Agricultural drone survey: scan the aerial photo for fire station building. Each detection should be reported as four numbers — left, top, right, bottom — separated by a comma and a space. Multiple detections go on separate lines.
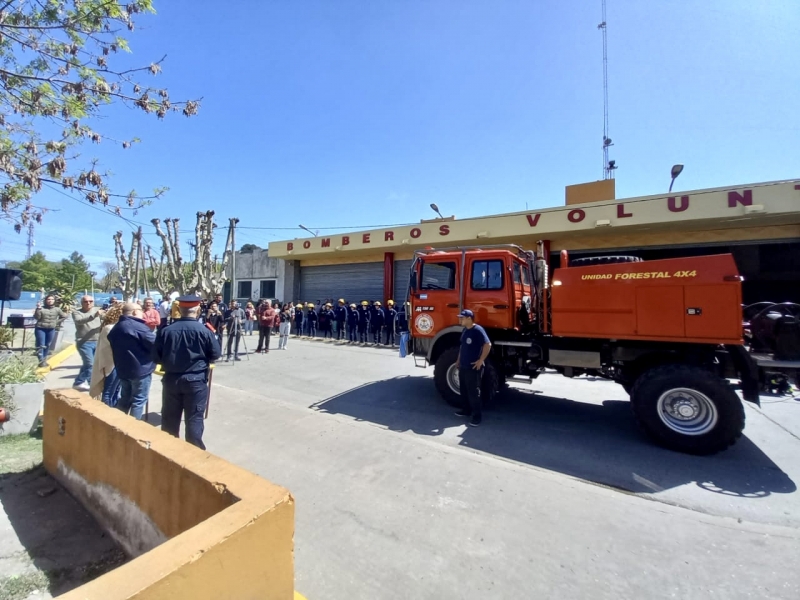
267, 179, 800, 306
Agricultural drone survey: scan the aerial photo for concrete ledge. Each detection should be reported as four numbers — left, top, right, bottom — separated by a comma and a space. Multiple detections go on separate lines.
44, 389, 295, 599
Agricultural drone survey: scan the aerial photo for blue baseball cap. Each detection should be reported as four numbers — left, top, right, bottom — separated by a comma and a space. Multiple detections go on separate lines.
458, 309, 474, 318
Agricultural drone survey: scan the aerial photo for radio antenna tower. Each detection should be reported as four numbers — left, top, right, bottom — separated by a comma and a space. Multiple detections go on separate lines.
598, 0, 616, 179
26, 221, 35, 258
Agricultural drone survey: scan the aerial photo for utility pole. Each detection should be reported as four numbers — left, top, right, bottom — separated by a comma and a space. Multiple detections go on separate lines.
26, 221, 34, 258
229, 218, 239, 303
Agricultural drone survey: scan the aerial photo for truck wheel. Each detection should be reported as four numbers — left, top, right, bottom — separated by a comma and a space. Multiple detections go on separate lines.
434, 347, 463, 407
480, 360, 501, 406
630, 365, 744, 455
570, 255, 642, 267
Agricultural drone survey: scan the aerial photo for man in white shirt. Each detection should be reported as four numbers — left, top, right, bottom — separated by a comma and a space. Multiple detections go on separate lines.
157, 298, 170, 330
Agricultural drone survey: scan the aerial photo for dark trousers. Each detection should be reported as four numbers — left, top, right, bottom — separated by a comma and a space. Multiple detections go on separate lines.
348, 323, 358, 342
358, 324, 368, 342
226, 331, 241, 358
256, 326, 271, 352
371, 325, 382, 344
161, 373, 208, 450
323, 326, 333, 339
308, 323, 317, 337
336, 321, 346, 340
294, 322, 303, 336
458, 367, 483, 417
385, 328, 395, 346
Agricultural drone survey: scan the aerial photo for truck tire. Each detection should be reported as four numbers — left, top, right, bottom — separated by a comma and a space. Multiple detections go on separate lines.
434, 347, 463, 407
630, 365, 744, 455
570, 255, 642, 267
433, 347, 501, 408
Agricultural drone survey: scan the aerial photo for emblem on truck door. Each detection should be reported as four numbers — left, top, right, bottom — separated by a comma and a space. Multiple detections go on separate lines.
415, 313, 434, 334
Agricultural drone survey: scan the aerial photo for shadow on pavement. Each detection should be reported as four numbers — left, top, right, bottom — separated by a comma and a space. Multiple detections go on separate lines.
311, 376, 797, 498
0, 465, 127, 595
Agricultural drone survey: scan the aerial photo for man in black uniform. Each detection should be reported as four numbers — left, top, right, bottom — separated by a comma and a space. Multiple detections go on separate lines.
154, 295, 221, 449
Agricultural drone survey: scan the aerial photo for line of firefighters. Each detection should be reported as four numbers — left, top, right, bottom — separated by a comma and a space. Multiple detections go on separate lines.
293, 298, 408, 345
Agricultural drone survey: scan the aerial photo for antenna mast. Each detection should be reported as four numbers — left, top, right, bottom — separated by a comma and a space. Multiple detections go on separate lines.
26, 221, 34, 258
599, 0, 616, 179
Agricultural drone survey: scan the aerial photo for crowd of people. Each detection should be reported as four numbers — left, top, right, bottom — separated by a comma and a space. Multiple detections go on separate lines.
32, 290, 411, 448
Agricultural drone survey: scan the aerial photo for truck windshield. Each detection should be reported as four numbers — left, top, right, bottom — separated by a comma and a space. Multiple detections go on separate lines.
421, 261, 456, 290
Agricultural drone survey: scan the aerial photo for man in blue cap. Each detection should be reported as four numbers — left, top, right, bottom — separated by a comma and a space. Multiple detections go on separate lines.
454, 309, 491, 427
154, 295, 221, 449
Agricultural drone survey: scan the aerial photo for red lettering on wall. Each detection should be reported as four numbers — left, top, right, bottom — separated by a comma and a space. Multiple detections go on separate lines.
385, 231, 394, 241
363, 233, 371, 244
439, 224, 450, 236
668, 195, 689, 212
303, 240, 311, 249
342, 236, 350, 246
616, 204, 632, 218
728, 189, 753, 207
321, 238, 331, 247
567, 209, 585, 223
526, 213, 541, 227
287, 242, 294, 251
410, 228, 422, 239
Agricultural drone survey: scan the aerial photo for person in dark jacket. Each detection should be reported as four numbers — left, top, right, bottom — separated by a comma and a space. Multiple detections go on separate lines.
306, 303, 318, 337
347, 303, 359, 343
319, 303, 334, 339
370, 301, 385, 344
293, 303, 305, 337
154, 295, 221, 449
107, 302, 156, 420
357, 300, 370, 343
204, 301, 225, 349
384, 300, 398, 346
334, 299, 348, 340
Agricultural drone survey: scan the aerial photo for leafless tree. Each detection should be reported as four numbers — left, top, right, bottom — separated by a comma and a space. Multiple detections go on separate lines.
112, 229, 139, 300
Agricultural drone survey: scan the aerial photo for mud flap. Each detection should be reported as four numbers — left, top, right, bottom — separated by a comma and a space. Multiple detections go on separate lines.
727, 345, 760, 406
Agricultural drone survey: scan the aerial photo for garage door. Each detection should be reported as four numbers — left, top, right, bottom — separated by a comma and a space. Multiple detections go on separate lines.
299, 263, 384, 305
393, 259, 414, 303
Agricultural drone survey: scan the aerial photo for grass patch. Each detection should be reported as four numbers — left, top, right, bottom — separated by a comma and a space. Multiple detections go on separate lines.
0, 570, 49, 600
0, 433, 43, 474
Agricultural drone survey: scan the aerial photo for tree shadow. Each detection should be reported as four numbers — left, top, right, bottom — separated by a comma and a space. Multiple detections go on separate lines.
311, 376, 797, 498
0, 465, 127, 595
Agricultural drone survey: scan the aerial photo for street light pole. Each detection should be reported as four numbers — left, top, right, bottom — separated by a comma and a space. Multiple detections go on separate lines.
299, 224, 318, 237
430, 203, 444, 219
669, 164, 684, 193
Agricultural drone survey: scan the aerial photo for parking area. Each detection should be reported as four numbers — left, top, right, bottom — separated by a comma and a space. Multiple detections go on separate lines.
47, 338, 800, 599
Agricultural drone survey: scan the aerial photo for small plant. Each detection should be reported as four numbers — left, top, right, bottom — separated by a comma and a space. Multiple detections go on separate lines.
0, 325, 15, 349
0, 353, 43, 417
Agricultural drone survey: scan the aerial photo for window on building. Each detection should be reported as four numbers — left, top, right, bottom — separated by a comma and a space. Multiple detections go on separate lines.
237, 281, 252, 299
471, 260, 504, 290
421, 261, 457, 290
260, 280, 276, 299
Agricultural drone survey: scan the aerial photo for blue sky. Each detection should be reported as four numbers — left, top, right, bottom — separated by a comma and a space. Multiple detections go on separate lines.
1, 0, 798, 271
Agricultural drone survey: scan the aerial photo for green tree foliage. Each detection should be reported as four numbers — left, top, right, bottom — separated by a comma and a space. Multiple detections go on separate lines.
0, 0, 200, 229
239, 243, 261, 253
57, 250, 92, 289
18, 250, 57, 289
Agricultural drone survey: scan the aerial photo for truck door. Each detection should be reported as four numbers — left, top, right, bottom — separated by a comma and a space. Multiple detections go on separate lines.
512, 260, 534, 330
467, 256, 513, 330
413, 259, 460, 337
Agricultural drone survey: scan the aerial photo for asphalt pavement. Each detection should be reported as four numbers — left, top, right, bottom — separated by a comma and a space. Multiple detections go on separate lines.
46, 336, 800, 600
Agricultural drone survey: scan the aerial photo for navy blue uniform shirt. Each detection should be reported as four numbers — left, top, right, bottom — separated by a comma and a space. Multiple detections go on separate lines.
154, 317, 221, 374
459, 324, 491, 368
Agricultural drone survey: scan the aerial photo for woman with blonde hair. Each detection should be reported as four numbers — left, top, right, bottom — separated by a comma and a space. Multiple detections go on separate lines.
89, 303, 124, 406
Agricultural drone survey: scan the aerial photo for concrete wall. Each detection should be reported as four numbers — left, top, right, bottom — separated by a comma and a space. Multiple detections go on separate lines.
43, 389, 295, 600
228, 249, 288, 301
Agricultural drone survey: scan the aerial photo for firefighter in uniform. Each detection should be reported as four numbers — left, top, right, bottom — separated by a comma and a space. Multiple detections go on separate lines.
347, 303, 359, 343
384, 299, 397, 346
334, 298, 348, 341
370, 300, 385, 345
293, 302, 305, 337
154, 295, 221, 449
306, 303, 318, 337
357, 300, 370, 343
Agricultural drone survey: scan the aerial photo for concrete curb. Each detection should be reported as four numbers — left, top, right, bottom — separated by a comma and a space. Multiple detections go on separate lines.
36, 342, 77, 375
